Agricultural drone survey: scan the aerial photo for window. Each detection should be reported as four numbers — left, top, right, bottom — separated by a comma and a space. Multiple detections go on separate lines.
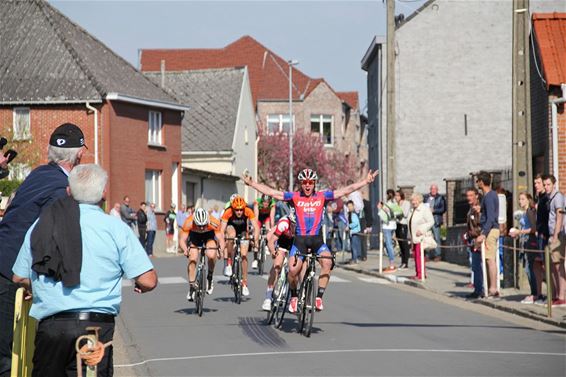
310, 114, 333, 146
148, 111, 162, 145
8, 163, 31, 181
13, 108, 30, 140
145, 170, 162, 209
266, 114, 292, 134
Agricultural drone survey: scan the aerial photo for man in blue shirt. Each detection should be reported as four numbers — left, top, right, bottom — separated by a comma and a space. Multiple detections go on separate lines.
475, 171, 500, 298
12, 164, 157, 377
0, 123, 86, 377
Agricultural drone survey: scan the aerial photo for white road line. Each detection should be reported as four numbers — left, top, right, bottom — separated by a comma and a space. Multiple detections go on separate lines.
115, 348, 566, 368
122, 276, 188, 287
358, 276, 391, 284
259, 275, 351, 283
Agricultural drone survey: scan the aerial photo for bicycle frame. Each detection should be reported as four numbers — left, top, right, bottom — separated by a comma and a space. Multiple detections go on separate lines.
225, 237, 254, 304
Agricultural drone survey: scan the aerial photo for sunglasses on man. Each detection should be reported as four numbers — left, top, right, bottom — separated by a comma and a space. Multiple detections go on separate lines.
301, 180, 316, 185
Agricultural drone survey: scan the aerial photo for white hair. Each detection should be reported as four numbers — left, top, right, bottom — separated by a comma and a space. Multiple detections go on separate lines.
47, 145, 82, 165
410, 192, 424, 204
69, 164, 108, 204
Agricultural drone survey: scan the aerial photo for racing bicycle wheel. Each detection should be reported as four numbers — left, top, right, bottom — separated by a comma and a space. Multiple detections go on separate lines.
304, 277, 316, 337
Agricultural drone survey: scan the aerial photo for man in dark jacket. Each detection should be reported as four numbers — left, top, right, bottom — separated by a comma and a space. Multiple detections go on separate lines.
0, 123, 86, 377
137, 202, 148, 248
424, 184, 446, 261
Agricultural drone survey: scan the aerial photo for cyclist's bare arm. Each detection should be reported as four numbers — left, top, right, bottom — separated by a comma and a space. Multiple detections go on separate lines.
269, 206, 276, 227
251, 218, 260, 246
266, 227, 278, 256
179, 228, 190, 255
253, 202, 260, 219
219, 220, 228, 238
216, 231, 226, 253
333, 170, 379, 199
242, 173, 284, 200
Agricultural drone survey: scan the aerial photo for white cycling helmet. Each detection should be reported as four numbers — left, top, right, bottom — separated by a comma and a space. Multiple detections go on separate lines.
287, 208, 297, 224
193, 208, 209, 226
297, 168, 318, 182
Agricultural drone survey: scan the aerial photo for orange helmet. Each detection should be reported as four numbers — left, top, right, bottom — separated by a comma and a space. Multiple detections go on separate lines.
231, 196, 247, 210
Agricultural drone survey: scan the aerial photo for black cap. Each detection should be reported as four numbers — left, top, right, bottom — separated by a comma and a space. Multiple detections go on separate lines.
49, 123, 87, 149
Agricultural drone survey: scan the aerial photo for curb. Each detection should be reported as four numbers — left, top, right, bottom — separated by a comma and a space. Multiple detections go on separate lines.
337, 264, 566, 329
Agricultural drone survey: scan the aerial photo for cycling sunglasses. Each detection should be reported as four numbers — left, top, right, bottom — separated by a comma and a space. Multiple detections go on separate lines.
301, 180, 316, 185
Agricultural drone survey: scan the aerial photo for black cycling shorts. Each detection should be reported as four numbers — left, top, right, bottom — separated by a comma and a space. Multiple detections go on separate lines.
189, 231, 216, 248
292, 235, 330, 256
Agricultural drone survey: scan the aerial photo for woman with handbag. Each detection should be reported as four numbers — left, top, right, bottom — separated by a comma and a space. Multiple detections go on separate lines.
408, 193, 435, 280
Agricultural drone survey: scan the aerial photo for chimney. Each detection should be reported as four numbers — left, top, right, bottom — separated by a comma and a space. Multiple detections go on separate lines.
160, 59, 166, 88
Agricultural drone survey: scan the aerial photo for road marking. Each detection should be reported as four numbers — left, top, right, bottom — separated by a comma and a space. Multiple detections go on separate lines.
358, 276, 391, 284
122, 276, 187, 287
115, 348, 566, 368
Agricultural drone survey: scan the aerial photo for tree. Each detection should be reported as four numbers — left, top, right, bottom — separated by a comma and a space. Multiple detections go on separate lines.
257, 129, 358, 190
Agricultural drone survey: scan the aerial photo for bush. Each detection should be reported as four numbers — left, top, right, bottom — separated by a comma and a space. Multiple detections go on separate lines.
0, 179, 22, 197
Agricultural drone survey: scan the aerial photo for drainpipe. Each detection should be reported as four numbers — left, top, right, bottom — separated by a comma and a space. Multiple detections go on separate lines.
85, 102, 99, 165
550, 83, 566, 188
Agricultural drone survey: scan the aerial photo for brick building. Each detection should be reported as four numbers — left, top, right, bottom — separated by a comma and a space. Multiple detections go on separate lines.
139, 36, 368, 191
0, 0, 187, 226
531, 13, 566, 189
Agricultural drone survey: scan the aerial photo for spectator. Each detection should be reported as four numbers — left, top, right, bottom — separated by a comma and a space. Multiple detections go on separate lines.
137, 202, 148, 248
408, 192, 434, 280
423, 184, 446, 261
543, 175, 565, 307
475, 171, 500, 298
464, 187, 483, 299
210, 204, 221, 220
165, 204, 177, 253
377, 189, 398, 273
12, 164, 157, 377
347, 200, 362, 264
145, 203, 157, 257
324, 203, 336, 251
346, 179, 364, 215
176, 204, 188, 231
120, 196, 137, 228
534, 174, 549, 304
109, 202, 121, 218
395, 190, 411, 270
332, 198, 349, 252
509, 192, 540, 304
361, 199, 374, 261
0, 123, 86, 376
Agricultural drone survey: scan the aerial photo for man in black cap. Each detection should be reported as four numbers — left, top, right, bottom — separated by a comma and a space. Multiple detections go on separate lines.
0, 123, 86, 377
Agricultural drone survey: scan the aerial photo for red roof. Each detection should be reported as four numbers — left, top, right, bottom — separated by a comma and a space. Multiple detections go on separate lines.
336, 91, 359, 110
140, 36, 358, 108
532, 13, 566, 88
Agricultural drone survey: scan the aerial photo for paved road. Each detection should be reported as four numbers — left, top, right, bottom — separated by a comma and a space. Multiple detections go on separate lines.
116, 256, 566, 376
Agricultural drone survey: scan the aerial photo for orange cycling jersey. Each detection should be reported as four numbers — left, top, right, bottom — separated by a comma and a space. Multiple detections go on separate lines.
221, 207, 255, 223
182, 214, 221, 234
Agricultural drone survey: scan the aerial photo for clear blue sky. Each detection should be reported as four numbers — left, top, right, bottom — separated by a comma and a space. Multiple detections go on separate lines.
50, 0, 425, 112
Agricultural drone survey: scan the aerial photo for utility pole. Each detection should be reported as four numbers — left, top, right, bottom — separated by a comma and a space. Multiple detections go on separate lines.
288, 60, 299, 192
386, 0, 396, 191
512, 0, 532, 290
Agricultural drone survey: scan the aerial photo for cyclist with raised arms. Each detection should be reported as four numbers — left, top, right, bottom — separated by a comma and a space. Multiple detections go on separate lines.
220, 196, 260, 296
180, 208, 225, 301
262, 209, 297, 311
243, 168, 378, 311
252, 193, 276, 269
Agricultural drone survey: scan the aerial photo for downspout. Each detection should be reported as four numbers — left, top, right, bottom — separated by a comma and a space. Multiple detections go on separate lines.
550, 83, 566, 188
85, 102, 99, 164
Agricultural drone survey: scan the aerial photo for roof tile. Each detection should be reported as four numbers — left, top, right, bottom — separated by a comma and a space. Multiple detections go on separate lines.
532, 13, 566, 88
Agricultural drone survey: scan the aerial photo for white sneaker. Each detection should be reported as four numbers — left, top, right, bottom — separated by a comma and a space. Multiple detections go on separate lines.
262, 298, 272, 311
242, 285, 250, 297
206, 280, 214, 295
224, 265, 232, 277
252, 260, 258, 269
186, 289, 194, 302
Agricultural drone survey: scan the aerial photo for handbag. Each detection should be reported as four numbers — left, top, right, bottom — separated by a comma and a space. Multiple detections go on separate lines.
421, 232, 437, 251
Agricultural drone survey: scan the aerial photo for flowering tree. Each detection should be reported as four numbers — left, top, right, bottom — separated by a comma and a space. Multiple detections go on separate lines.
257, 129, 358, 190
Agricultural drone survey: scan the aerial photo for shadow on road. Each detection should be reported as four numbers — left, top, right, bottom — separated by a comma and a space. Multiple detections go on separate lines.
175, 307, 219, 315
238, 316, 289, 348
212, 296, 251, 303
275, 317, 323, 335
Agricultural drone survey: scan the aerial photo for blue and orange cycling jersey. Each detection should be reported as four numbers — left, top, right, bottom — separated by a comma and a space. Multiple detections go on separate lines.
283, 190, 334, 236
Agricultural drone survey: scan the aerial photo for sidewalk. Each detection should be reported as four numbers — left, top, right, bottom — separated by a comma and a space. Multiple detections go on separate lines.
336, 249, 566, 328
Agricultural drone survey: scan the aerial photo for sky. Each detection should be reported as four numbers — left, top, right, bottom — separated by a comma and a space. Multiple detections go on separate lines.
49, 0, 427, 113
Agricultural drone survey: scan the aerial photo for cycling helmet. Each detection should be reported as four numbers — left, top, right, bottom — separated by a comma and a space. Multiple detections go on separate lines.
287, 208, 296, 224
193, 208, 209, 226
231, 196, 247, 210
261, 194, 272, 202
297, 168, 318, 182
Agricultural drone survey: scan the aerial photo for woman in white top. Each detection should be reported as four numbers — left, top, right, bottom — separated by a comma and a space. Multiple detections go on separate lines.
395, 190, 411, 270
378, 189, 398, 272
408, 192, 435, 279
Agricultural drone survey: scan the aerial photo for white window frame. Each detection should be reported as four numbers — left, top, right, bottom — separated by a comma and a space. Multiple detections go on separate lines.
145, 170, 162, 210
8, 163, 31, 181
310, 114, 333, 146
266, 114, 294, 135
13, 107, 31, 141
148, 111, 163, 145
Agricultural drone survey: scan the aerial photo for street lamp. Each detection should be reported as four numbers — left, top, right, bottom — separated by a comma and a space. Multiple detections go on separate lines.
288, 59, 299, 192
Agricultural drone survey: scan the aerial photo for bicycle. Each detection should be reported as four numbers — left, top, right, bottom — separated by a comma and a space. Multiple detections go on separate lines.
225, 237, 253, 304
283, 249, 334, 337
266, 249, 289, 328
188, 244, 219, 317
257, 225, 268, 276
